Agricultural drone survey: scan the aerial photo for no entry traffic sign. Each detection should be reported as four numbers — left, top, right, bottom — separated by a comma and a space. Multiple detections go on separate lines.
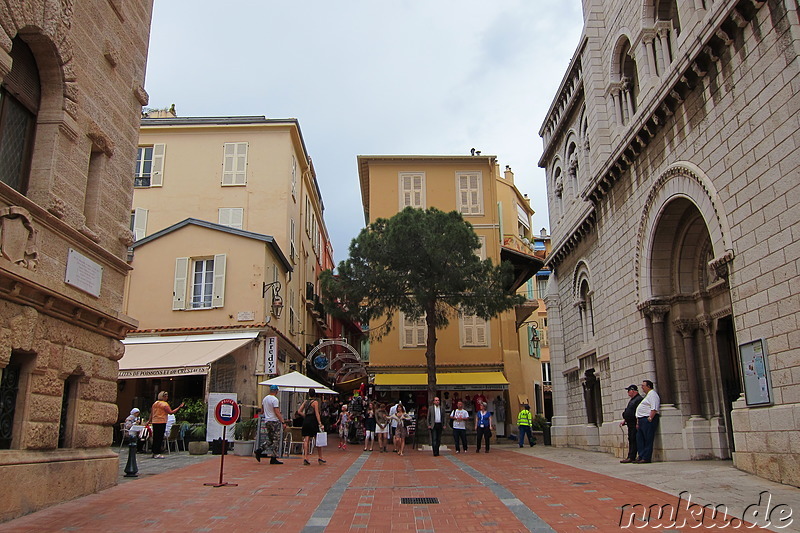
214, 398, 240, 426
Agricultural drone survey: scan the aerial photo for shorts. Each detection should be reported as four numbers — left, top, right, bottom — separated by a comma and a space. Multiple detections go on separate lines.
365, 430, 375, 439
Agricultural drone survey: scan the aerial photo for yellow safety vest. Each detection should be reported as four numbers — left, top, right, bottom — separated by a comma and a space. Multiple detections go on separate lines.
517, 409, 532, 426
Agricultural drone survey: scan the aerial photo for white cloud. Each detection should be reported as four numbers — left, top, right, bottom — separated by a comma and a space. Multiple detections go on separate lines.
145, 0, 584, 262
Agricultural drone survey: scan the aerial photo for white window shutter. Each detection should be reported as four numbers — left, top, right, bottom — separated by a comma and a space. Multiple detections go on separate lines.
173, 257, 189, 310
403, 316, 415, 347
133, 208, 148, 241
235, 143, 247, 184
219, 208, 243, 230
151, 144, 165, 186
222, 143, 247, 185
212, 253, 226, 307
475, 317, 487, 346
415, 318, 426, 346
463, 315, 474, 345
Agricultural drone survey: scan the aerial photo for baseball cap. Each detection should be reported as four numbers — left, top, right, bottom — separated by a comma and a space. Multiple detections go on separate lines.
270, 385, 279, 391
625, 384, 638, 391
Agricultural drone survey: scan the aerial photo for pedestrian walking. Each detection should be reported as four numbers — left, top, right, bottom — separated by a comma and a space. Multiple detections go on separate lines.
475, 401, 494, 453
255, 385, 288, 464
364, 403, 376, 451
517, 403, 535, 448
336, 405, 349, 449
451, 400, 469, 453
426, 396, 444, 456
375, 404, 390, 452
297, 388, 326, 465
390, 404, 411, 456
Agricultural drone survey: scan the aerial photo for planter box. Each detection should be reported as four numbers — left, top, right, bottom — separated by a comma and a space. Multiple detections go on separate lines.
188, 441, 209, 455
233, 440, 255, 457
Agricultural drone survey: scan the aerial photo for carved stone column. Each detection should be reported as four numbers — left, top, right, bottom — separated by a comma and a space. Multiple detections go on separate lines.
611, 89, 623, 125
675, 319, 702, 416
641, 30, 658, 77
642, 303, 673, 403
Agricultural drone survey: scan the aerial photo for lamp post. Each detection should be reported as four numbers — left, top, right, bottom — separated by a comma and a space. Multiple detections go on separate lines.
527, 320, 540, 358
262, 281, 284, 318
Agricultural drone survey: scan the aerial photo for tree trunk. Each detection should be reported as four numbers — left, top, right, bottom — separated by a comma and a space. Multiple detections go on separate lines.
425, 303, 438, 406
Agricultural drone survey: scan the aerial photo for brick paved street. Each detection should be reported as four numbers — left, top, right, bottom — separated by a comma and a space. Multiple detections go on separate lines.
1, 438, 792, 532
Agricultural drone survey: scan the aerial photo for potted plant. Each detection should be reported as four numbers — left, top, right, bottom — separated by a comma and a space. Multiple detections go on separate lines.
530, 414, 549, 446
233, 417, 258, 456
187, 423, 209, 455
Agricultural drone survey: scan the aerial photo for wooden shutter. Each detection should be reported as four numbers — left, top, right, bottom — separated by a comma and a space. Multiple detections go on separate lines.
457, 172, 481, 214
173, 257, 189, 310
212, 254, 226, 307
219, 208, 243, 229
463, 314, 488, 347
132, 208, 148, 241
150, 144, 165, 186
399, 173, 424, 208
223, 142, 247, 185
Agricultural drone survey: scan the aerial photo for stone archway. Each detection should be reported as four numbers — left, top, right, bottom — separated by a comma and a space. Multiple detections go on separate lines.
637, 165, 740, 459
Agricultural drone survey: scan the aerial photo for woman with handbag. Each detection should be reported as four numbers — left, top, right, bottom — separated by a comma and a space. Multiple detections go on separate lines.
298, 388, 326, 465
390, 404, 411, 456
475, 401, 494, 453
375, 404, 390, 452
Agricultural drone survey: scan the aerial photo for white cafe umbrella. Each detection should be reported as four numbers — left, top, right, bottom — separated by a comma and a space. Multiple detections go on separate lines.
258, 371, 337, 395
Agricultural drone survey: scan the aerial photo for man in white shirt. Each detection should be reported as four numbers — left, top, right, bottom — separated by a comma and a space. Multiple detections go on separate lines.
388, 401, 400, 452
634, 379, 661, 463
256, 385, 288, 465
451, 401, 469, 453
426, 397, 444, 456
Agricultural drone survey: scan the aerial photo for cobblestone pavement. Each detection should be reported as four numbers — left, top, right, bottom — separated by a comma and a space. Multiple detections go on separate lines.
0, 438, 795, 532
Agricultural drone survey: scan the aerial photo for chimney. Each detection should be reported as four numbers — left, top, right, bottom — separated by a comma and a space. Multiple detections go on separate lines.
504, 165, 514, 183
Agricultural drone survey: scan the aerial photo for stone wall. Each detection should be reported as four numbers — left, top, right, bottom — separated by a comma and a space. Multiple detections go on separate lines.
0, 0, 154, 521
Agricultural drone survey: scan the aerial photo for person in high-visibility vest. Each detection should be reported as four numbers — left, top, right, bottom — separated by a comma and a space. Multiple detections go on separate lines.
517, 404, 535, 447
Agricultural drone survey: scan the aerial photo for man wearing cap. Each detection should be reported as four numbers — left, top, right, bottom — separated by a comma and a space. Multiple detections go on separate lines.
619, 385, 643, 463
256, 384, 287, 464
634, 380, 660, 464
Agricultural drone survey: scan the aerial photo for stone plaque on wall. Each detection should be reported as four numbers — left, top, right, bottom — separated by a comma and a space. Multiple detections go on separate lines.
65, 248, 103, 297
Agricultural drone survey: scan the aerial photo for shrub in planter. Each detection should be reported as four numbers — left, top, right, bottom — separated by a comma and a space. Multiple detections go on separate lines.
234, 418, 258, 441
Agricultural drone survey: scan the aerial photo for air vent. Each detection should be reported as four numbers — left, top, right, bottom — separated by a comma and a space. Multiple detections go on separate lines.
400, 497, 439, 505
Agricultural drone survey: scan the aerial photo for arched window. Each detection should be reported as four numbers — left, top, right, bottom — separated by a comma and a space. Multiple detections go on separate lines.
0, 37, 40, 194
654, 0, 680, 72
619, 40, 639, 121
566, 141, 579, 197
551, 165, 563, 220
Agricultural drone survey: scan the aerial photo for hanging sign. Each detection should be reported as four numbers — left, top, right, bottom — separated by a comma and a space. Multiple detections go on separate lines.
265, 336, 277, 374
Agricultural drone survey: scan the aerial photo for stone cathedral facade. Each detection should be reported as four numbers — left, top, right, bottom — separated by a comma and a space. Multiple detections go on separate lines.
540, 0, 798, 486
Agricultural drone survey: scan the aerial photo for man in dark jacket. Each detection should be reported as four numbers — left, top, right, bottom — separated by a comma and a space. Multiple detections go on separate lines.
619, 384, 643, 463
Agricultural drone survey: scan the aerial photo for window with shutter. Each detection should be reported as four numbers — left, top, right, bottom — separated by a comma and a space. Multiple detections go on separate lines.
134, 146, 153, 187
398, 172, 425, 209
291, 155, 297, 199
456, 172, 483, 215
461, 314, 489, 347
222, 142, 247, 185
400, 313, 427, 348
218, 208, 243, 230
212, 254, 226, 308
173, 257, 189, 310
132, 207, 148, 240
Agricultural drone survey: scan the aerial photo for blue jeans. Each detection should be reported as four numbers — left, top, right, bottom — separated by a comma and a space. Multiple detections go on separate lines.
636, 416, 658, 461
518, 425, 534, 446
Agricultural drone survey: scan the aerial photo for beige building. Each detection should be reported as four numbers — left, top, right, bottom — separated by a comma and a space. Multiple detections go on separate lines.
0, 0, 154, 521
359, 156, 544, 434
121, 115, 333, 416
540, 0, 799, 486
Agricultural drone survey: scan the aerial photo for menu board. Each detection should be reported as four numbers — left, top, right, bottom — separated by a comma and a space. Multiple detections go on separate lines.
739, 339, 772, 406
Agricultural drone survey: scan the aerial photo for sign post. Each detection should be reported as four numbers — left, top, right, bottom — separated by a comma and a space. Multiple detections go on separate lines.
204, 398, 240, 488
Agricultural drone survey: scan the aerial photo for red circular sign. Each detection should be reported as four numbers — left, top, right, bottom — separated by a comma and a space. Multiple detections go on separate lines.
214, 398, 240, 426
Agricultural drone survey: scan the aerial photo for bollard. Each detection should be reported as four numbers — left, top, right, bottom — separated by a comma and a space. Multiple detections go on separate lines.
123, 434, 139, 477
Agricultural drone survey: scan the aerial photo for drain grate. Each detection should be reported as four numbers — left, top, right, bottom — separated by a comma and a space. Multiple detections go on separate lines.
401, 497, 439, 505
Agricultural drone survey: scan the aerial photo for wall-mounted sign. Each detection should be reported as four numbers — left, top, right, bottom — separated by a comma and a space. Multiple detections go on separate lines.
265, 336, 277, 375
739, 338, 773, 406
237, 311, 255, 322
65, 248, 103, 297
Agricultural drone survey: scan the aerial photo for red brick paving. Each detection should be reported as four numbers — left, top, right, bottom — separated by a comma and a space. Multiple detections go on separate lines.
0, 440, 765, 532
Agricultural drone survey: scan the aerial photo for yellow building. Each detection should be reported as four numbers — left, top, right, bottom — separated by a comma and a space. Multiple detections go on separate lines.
120, 115, 332, 416
358, 156, 544, 435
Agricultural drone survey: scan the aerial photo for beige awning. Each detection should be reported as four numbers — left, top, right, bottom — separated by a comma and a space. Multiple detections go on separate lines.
119, 333, 257, 379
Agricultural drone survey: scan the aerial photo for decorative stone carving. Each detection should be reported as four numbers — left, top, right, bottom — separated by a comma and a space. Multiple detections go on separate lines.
117, 228, 134, 247
709, 250, 734, 280
48, 198, 67, 219
88, 121, 114, 156
79, 225, 100, 243
0, 207, 39, 270
133, 84, 149, 106
103, 41, 118, 67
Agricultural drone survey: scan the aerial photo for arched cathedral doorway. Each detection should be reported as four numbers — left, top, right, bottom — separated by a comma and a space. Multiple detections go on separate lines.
637, 165, 740, 460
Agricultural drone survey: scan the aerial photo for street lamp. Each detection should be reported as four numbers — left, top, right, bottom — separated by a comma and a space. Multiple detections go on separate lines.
262, 281, 284, 318
525, 320, 540, 357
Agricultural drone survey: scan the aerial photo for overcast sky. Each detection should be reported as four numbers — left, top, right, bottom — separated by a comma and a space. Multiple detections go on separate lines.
145, 1, 585, 264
